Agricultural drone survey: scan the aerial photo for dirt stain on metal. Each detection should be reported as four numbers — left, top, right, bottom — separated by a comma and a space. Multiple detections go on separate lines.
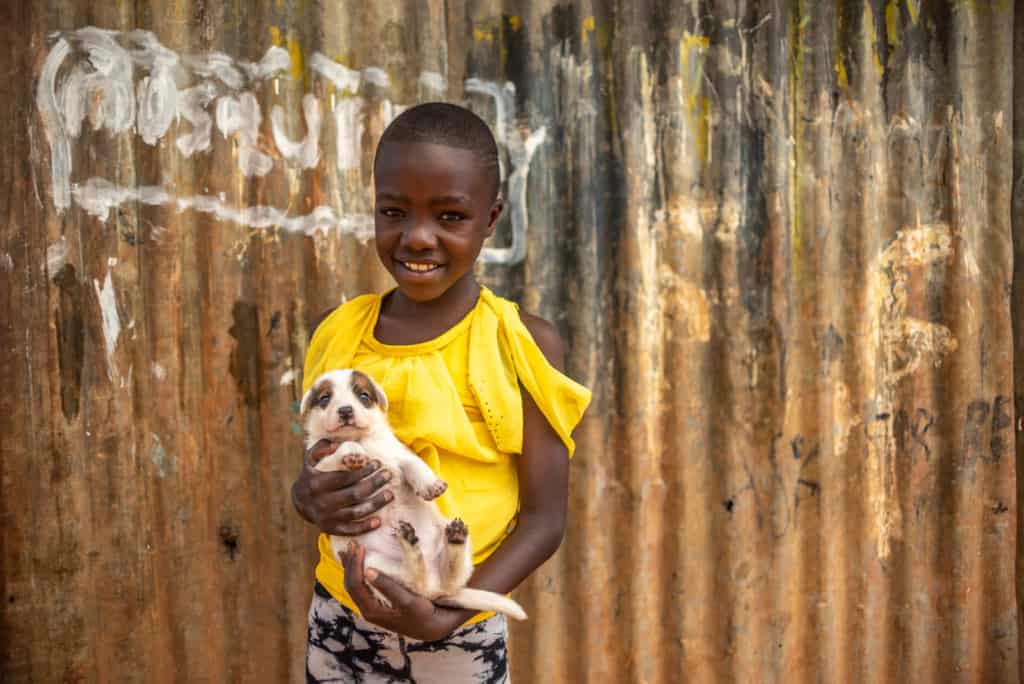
54, 264, 84, 421
229, 300, 261, 407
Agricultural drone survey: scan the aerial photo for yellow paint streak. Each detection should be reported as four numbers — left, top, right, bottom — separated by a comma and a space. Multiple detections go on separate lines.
834, 3, 849, 90
474, 27, 494, 42
582, 16, 596, 46
864, 1, 885, 77
269, 25, 283, 47
906, 0, 920, 23
508, 15, 521, 31
886, 0, 901, 47
287, 36, 304, 81
679, 33, 711, 165
835, 59, 849, 89
680, 31, 710, 67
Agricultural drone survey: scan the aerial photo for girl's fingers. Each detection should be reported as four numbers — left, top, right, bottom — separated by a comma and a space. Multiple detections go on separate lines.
315, 483, 392, 520
340, 489, 394, 520
307, 464, 378, 493
305, 439, 340, 465
326, 517, 380, 536
365, 571, 415, 612
309, 464, 391, 500
342, 543, 386, 617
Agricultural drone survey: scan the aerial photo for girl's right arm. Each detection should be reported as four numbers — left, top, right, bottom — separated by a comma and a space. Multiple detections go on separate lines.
292, 439, 395, 535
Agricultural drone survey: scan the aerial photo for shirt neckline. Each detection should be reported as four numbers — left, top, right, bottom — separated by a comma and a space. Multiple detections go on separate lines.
363, 289, 483, 355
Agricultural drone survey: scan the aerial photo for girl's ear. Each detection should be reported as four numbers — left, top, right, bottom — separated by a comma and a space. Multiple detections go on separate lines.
485, 195, 504, 238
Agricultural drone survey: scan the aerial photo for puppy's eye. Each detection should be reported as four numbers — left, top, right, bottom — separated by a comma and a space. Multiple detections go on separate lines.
357, 391, 373, 407
316, 394, 331, 408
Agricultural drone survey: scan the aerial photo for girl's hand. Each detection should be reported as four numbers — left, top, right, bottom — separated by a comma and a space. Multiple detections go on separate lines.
341, 541, 471, 642
291, 439, 395, 536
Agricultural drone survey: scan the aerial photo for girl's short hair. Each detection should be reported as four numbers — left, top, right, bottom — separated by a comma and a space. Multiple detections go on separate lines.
375, 102, 501, 201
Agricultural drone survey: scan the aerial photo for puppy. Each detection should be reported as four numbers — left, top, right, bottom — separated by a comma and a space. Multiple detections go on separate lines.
301, 368, 527, 621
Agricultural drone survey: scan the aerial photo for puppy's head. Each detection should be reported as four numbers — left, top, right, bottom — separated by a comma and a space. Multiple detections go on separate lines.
300, 369, 389, 444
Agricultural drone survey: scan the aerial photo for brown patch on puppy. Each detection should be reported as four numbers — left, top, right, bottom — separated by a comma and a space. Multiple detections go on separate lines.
301, 379, 333, 419
351, 370, 387, 410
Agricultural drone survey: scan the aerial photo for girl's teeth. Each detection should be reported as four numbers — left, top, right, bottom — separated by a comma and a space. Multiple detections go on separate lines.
405, 262, 437, 272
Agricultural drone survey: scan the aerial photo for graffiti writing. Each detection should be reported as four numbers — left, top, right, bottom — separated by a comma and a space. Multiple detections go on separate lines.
37, 28, 547, 264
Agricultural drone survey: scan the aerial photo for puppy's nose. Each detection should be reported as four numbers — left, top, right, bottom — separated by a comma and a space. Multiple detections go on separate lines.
338, 405, 354, 420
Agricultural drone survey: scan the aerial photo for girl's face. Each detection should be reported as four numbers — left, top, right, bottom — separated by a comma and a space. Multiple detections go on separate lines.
373, 141, 502, 303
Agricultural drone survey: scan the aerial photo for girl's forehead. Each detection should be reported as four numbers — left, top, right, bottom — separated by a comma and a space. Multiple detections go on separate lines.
374, 142, 490, 198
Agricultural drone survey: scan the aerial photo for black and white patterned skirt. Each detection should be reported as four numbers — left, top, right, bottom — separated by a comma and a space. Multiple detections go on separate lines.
306, 582, 510, 683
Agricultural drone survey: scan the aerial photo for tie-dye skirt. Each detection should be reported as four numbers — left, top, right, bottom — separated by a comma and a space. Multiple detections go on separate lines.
306, 581, 510, 683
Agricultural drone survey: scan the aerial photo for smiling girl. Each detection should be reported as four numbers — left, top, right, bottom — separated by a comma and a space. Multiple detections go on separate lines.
292, 102, 590, 683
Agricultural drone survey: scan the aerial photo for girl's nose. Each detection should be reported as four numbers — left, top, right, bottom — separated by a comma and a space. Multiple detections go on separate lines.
400, 220, 437, 250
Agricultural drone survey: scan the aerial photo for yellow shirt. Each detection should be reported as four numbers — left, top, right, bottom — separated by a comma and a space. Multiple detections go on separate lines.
302, 287, 591, 624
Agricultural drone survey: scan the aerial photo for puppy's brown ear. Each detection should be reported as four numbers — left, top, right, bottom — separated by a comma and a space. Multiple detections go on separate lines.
300, 378, 329, 419
368, 375, 388, 412
351, 370, 388, 412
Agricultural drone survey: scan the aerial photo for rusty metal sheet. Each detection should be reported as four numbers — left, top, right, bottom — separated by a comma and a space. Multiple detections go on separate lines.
0, 1, 1020, 682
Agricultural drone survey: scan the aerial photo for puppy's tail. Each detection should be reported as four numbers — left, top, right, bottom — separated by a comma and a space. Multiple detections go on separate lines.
437, 588, 527, 621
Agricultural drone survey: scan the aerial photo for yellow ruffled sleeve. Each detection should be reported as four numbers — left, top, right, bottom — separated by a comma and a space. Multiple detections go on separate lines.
469, 290, 591, 457
302, 294, 379, 393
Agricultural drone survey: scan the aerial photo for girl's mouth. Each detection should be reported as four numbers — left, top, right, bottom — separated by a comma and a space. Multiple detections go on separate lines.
399, 261, 443, 273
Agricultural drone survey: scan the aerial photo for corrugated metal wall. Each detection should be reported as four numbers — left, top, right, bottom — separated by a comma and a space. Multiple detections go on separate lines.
1, 1, 1020, 682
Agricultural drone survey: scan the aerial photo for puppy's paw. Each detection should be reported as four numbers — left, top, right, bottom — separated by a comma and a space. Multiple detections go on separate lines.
445, 518, 468, 545
392, 520, 419, 546
337, 443, 369, 471
417, 479, 447, 501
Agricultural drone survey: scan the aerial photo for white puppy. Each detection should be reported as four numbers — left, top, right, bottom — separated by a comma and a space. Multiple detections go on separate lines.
301, 368, 527, 621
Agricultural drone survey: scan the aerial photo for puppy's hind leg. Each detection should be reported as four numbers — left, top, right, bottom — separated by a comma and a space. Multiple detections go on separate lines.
393, 521, 429, 593
439, 518, 474, 595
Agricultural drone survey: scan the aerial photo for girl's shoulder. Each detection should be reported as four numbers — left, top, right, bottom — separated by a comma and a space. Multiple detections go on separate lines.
515, 309, 566, 374
480, 288, 566, 372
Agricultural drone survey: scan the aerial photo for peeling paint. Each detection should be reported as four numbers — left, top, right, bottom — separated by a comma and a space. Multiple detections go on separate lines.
149, 433, 176, 478
45, 237, 67, 275
92, 269, 120, 384
864, 223, 960, 560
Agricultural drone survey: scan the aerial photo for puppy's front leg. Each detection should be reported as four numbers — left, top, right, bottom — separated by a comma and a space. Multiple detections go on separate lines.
314, 441, 369, 473
390, 443, 447, 501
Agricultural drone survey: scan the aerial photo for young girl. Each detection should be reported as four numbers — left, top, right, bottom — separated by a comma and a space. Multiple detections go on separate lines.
291, 102, 591, 683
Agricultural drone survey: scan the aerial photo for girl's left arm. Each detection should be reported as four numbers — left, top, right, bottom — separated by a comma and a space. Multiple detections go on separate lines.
346, 314, 573, 639
453, 311, 570, 594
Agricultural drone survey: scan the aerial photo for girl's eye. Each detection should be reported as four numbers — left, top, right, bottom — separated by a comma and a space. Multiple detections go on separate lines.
439, 211, 466, 222
379, 207, 404, 218
358, 391, 372, 407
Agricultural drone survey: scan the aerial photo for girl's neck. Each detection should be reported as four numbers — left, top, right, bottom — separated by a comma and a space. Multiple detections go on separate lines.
376, 276, 481, 345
